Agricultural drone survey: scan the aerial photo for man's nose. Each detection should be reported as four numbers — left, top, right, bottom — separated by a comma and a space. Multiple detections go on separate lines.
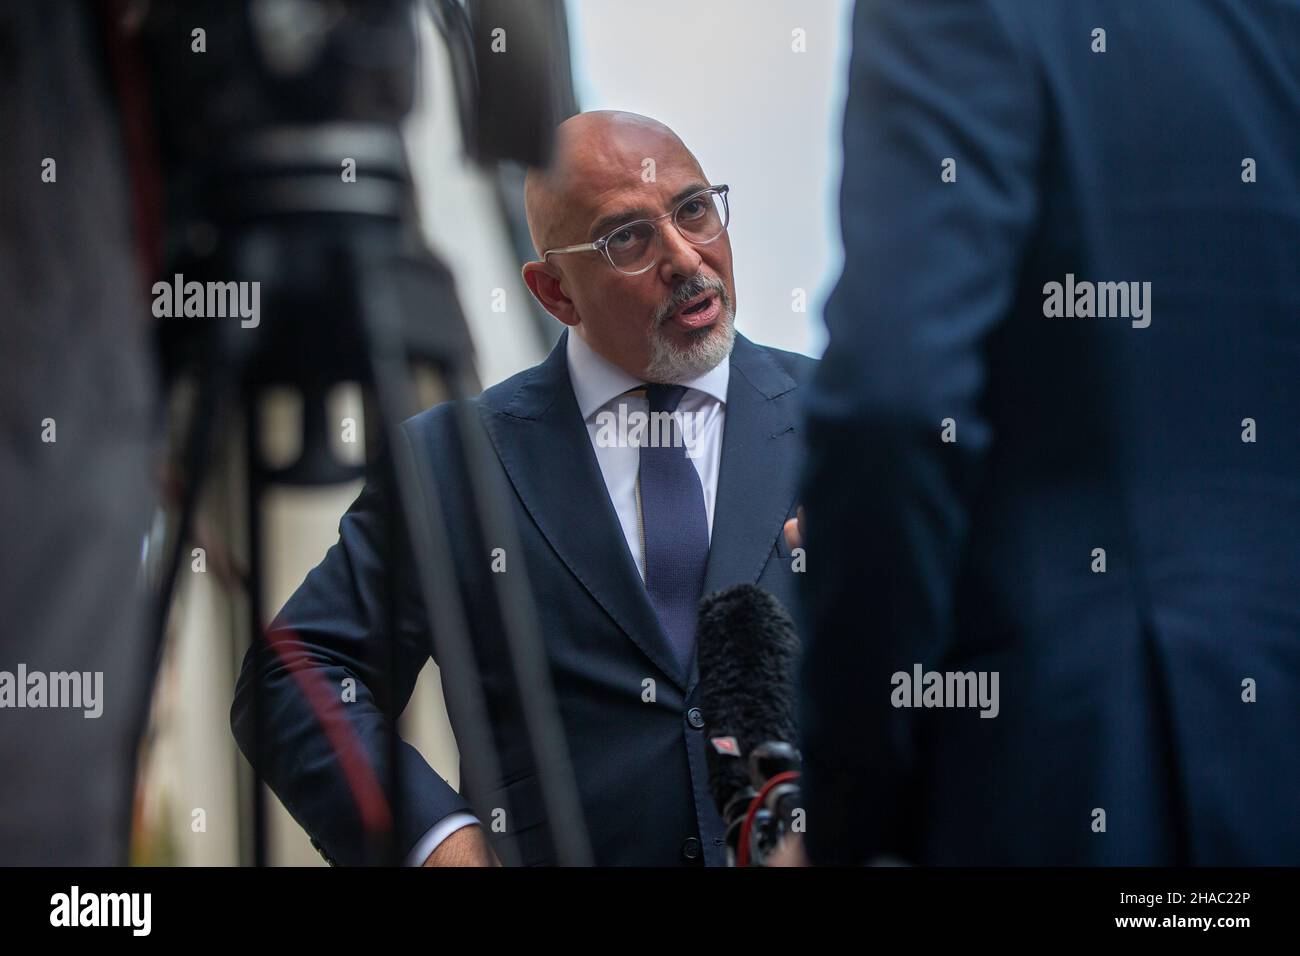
656, 220, 703, 283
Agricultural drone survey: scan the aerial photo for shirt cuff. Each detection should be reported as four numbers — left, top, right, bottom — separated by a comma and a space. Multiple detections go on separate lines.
404, 812, 481, 867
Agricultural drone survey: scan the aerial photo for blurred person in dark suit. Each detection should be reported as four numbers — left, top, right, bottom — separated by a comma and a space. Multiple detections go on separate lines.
792, 0, 1300, 865
0, 2, 159, 865
233, 111, 816, 866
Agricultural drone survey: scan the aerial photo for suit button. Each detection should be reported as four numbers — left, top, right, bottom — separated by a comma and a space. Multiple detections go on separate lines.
681, 836, 702, 861
687, 707, 705, 729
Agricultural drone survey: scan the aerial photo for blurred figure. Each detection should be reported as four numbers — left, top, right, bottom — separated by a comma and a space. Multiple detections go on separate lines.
0, 3, 159, 864
797, 0, 1300, 864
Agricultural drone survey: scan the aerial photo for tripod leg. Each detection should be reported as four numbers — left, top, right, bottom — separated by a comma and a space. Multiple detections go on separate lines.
244, 401, 270, 867
445, 366, 594, 866
359, 259, 591, 866
142, 354, 286, 867
363, 342, 523, 867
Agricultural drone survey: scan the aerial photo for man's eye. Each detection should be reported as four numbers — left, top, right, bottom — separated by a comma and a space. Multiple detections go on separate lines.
608, 223, 650, 249
679, 199, 707, 219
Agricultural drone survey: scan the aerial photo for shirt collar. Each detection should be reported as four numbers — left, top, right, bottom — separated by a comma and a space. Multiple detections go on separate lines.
565, 327, 730, 421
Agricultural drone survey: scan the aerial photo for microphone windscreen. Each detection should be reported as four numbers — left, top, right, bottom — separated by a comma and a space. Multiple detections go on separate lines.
695, 584, 801, 816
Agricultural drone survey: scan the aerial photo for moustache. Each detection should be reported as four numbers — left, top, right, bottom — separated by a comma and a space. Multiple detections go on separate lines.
652, 274, 728, 325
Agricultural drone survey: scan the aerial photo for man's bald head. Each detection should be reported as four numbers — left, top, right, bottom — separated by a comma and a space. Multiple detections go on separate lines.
519, 110, 736, 384
523, 111, 703, 257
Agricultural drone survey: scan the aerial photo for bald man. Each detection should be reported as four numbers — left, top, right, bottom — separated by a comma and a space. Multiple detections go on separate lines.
232, 111, 816, 866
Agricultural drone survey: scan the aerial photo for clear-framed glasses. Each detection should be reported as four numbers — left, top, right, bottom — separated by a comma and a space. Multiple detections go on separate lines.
542, 184, 730, 276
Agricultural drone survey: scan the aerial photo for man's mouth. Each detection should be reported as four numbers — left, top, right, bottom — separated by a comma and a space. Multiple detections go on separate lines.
670, 291, 720, 330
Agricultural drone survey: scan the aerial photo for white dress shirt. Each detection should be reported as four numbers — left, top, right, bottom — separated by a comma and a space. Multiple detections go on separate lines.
566, 328, 729, 577
406, 329, 730, 864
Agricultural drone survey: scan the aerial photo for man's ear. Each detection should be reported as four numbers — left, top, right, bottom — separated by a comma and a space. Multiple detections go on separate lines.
522, 261, 579, 327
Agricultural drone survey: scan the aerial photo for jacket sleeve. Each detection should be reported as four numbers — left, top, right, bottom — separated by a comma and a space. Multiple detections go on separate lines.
231, 469, 473, 866
796, 0, 1043, 864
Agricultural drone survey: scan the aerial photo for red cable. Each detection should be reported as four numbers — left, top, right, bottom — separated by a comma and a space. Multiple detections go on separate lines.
736, 770, 801, 868
264, 628, 394, 836
98, 0, 164, 292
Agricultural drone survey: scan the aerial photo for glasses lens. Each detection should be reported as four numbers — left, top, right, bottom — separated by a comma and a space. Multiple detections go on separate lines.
605, 189, 730, 274
675, 189, 728, 243
607, 221, 658, 273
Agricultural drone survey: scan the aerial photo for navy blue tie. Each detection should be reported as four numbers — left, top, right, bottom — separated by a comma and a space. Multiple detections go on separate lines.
639, 384, 710, 675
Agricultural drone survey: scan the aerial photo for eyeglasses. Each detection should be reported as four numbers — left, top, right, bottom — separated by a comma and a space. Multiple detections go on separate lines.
542, 184, 730, 276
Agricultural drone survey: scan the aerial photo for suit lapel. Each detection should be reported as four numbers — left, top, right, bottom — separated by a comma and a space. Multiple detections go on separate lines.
478, 330, 687, 688
478, 331, 802, 695
688, 334, 801, 693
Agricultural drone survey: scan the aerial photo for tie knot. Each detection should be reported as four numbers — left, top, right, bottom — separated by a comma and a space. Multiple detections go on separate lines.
645, 383, 688, 414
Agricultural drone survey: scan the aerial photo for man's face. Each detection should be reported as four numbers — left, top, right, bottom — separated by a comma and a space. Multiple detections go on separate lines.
524, 118, 738, 383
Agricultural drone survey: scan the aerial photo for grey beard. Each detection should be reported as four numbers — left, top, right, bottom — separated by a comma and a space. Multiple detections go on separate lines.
643, 296, 736, 384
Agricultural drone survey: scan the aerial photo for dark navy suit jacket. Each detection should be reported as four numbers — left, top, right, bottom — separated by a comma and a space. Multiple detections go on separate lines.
798, 0, 1300, 865
232, 329, 816, 865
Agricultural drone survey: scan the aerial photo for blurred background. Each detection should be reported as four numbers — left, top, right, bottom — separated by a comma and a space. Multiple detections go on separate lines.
132, 0, 851, 865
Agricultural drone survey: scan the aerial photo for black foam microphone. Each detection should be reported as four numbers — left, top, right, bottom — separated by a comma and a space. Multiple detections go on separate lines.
696, 584, 802, 862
